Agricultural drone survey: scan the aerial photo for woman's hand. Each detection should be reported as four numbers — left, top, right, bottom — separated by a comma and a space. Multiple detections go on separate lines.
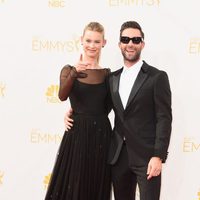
75, 54, 91, 72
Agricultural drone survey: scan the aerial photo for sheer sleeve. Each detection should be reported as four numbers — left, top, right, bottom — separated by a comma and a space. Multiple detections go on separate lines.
58, 65, 77, 101
58, 65, 87, 101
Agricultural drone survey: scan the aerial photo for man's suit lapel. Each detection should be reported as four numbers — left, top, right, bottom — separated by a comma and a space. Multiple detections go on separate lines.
125, 62, 149, 110
110, 68, 124, 115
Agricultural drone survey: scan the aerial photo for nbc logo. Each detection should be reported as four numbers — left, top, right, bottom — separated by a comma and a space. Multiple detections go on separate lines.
43, 173, 51, 189
0, 171, 4, 185
198, 189, 200, 200
48, 0, 66, 7
46, 84, 61, 103
0, 82, 6, 97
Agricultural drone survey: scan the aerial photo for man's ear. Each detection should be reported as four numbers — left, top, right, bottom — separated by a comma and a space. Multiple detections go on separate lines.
141, 41, 145, 49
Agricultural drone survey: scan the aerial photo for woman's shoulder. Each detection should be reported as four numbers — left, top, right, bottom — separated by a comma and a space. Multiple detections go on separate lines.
61, 64, 73, 71
60, 64, 78, 78
102, 68, 111, 76
60, 64, 76, 73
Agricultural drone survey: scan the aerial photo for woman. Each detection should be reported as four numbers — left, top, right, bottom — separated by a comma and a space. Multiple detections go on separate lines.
45, 22, 112, 200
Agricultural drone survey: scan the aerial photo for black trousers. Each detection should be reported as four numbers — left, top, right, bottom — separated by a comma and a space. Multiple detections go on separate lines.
111, 143, 161, 200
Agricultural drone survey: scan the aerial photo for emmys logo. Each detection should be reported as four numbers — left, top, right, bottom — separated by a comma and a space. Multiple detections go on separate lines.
30, 129, 62, 144
43, 173, 51, 189
48, 0, 66, 8
189, 38, 200, 54
183, 137, 200, 152
32, 36, 80, 53
0, 171, 4, 185
46, 84, 61, 103
108, 0, 160, 7
0, 82, 6, 97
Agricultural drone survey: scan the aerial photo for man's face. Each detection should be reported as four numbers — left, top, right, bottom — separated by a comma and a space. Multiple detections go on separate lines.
119, 28, 145, 65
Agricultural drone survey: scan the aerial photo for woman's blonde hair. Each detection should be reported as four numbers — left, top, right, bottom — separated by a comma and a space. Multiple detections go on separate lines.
83, 22, 105, 39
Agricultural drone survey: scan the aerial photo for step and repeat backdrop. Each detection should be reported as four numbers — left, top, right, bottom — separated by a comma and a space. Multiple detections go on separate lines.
0, 0, 200, 199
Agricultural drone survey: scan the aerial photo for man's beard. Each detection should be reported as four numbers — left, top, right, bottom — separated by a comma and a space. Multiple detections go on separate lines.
122, 50, 141, 63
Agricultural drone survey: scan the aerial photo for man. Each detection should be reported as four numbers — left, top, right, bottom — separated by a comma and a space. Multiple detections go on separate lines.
65, 21, 172, 200
108, 21, 172, 200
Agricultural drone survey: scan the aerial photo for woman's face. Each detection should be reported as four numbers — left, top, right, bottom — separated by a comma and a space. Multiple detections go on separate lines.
81, 30, 106, 60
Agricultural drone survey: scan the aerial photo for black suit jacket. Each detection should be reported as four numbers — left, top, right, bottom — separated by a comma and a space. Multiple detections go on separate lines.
108, 61, 172, 166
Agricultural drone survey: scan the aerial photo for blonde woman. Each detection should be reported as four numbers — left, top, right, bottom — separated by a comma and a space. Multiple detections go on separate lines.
45, 22, 112, 200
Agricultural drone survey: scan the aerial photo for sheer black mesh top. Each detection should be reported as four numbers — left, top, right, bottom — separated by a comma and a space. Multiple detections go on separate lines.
58, 65, 110, 115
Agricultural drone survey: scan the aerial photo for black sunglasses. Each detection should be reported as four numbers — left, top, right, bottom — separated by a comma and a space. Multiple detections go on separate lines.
120, 36, 143, 44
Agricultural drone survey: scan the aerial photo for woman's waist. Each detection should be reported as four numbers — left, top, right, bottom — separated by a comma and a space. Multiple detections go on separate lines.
72, 111, 108, 118
71, 112, 111, 129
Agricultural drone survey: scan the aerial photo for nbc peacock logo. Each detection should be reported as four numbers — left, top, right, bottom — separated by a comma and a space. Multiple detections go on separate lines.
0, 82, 6, 98
198, 189, 200, 200
46, 84, 61, 103
0, 171, 4, 186
43, 173, 52, 189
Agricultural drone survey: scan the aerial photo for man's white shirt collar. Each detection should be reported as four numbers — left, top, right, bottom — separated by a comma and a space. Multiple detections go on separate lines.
122, 59, 143, 73
119, 60, 143, 109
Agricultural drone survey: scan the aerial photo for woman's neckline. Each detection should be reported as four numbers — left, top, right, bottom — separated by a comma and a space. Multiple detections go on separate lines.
85, 68, 106, 70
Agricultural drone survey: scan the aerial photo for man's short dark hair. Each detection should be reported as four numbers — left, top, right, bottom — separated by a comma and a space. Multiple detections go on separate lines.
120, 21, 144, 39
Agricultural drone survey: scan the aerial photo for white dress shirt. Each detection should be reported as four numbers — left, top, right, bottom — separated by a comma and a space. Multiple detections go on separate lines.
119, 60, 143, 109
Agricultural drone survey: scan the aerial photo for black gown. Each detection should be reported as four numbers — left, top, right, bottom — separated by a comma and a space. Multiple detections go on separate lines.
45, 66, 112, 200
